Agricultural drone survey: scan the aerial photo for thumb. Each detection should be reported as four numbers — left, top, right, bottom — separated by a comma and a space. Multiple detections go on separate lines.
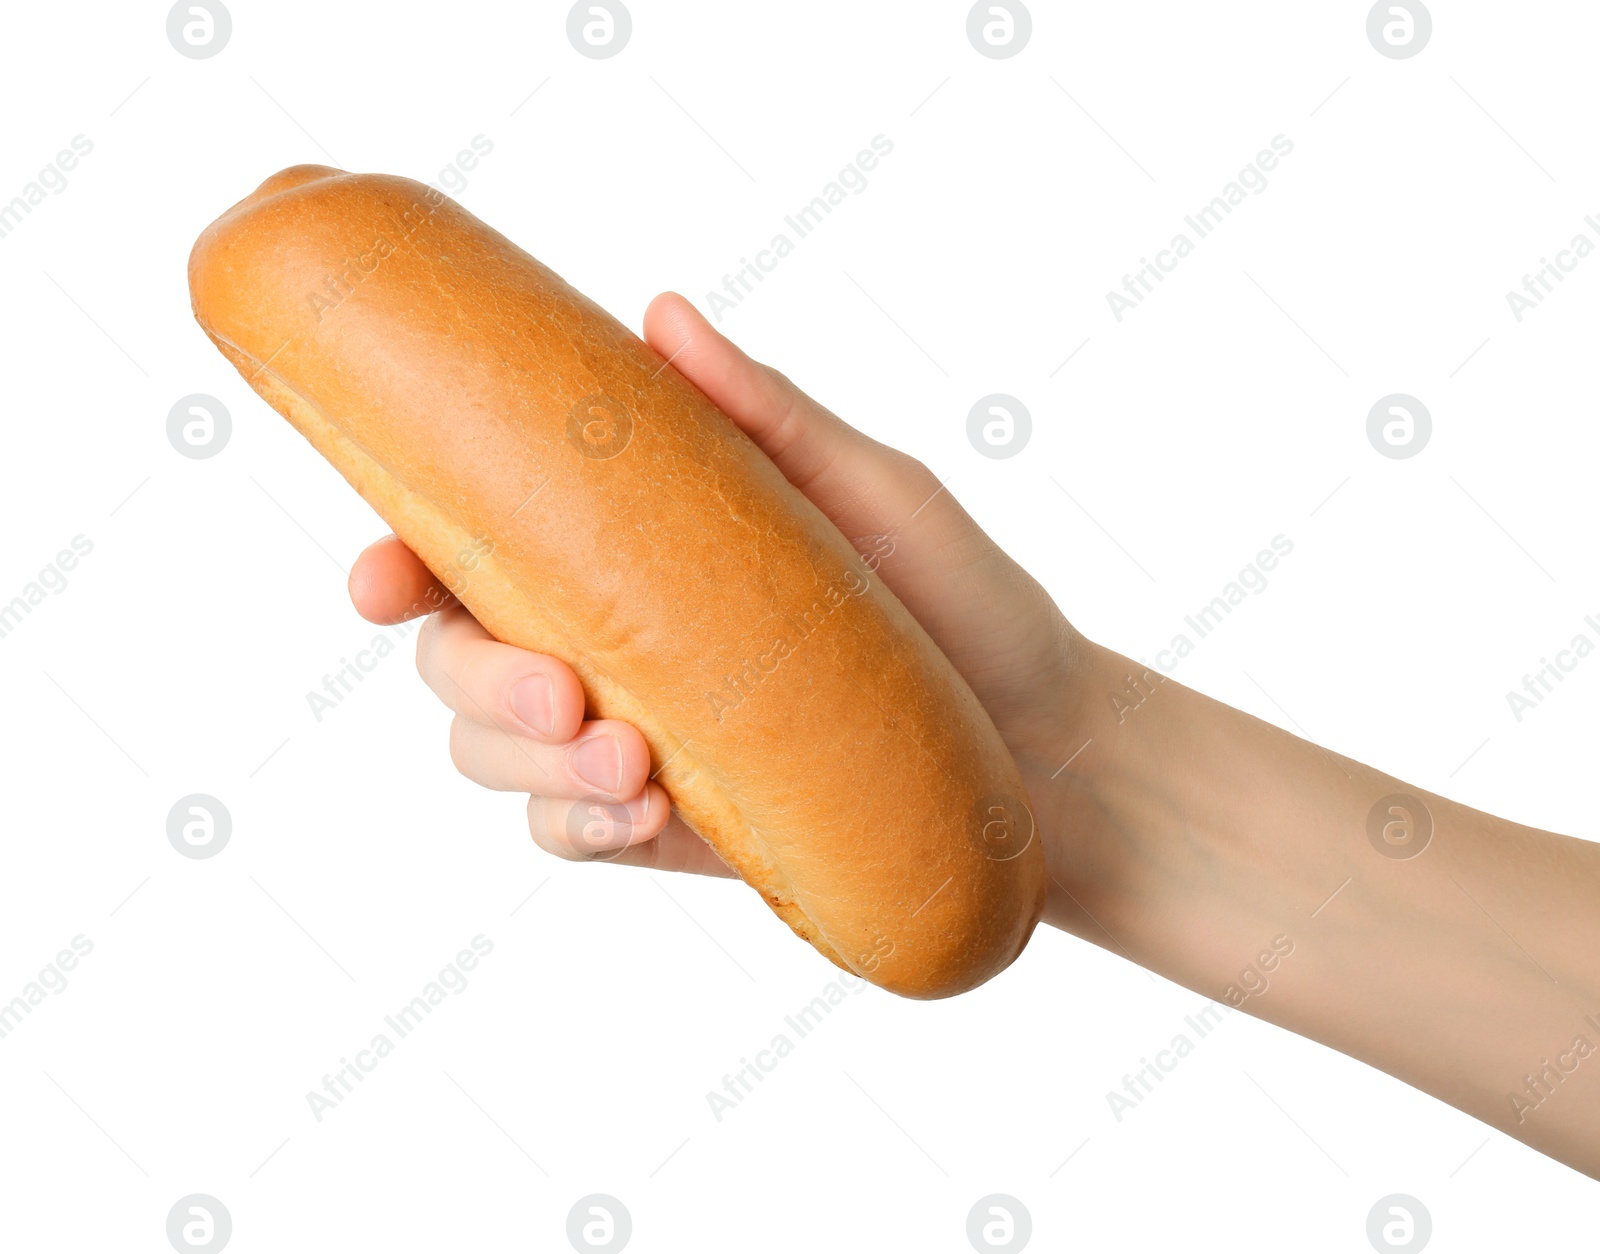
641, 292, 946, 551
640, 293, 1031, 692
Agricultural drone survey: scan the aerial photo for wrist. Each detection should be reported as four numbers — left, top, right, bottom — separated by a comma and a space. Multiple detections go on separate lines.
1010, 636, 1153, 939
1025, 640, 1329, 988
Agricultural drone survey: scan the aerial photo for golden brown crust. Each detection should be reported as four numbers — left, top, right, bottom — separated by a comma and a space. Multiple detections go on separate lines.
188, 166, 1046, 997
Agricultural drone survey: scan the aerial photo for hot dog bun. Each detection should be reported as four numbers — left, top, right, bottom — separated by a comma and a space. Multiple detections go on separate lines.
188, 166, 1045, 997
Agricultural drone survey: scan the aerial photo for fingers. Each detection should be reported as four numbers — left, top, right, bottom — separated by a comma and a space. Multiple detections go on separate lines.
526, 802, 736, 875
525, 788, 668, 859
448, 716, 652, 800
416, 605, 588, 742
407, 599, 717, 873
349, 534, 457, 625
419, 606, 652, 798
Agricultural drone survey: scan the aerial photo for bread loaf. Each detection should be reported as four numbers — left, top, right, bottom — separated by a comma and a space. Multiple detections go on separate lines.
188, 166, 1045, 997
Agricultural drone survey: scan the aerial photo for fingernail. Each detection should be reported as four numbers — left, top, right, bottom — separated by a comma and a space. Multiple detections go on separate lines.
569, 792, 656, 859
509, 674, 554, 736
571, 734, 623, 793
568, 801, 633, 855
624, 788, 652, 829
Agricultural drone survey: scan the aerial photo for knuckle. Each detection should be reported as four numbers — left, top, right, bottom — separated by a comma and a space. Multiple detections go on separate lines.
896, 450, 936, 487
446, 716, 475, 776
414, 613, 442, 682
526, 797, 583, 861
452, 642, 490, 709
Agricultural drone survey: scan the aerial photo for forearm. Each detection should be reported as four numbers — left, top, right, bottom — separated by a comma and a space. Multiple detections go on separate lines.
1035, 641, 1600, 1177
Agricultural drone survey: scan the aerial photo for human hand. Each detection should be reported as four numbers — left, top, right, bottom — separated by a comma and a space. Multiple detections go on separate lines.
348, 292, 1092, 894
344, 293, 1600, 1180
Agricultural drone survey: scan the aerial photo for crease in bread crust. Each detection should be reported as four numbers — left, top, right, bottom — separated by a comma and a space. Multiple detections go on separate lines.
199, 322, 854, 974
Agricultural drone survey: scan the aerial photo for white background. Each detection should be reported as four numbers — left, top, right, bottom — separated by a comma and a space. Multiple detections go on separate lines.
0, 0, 1595, 1249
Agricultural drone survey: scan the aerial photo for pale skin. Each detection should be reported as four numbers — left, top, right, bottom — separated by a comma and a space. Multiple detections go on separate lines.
348, 292, 1600, 1179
